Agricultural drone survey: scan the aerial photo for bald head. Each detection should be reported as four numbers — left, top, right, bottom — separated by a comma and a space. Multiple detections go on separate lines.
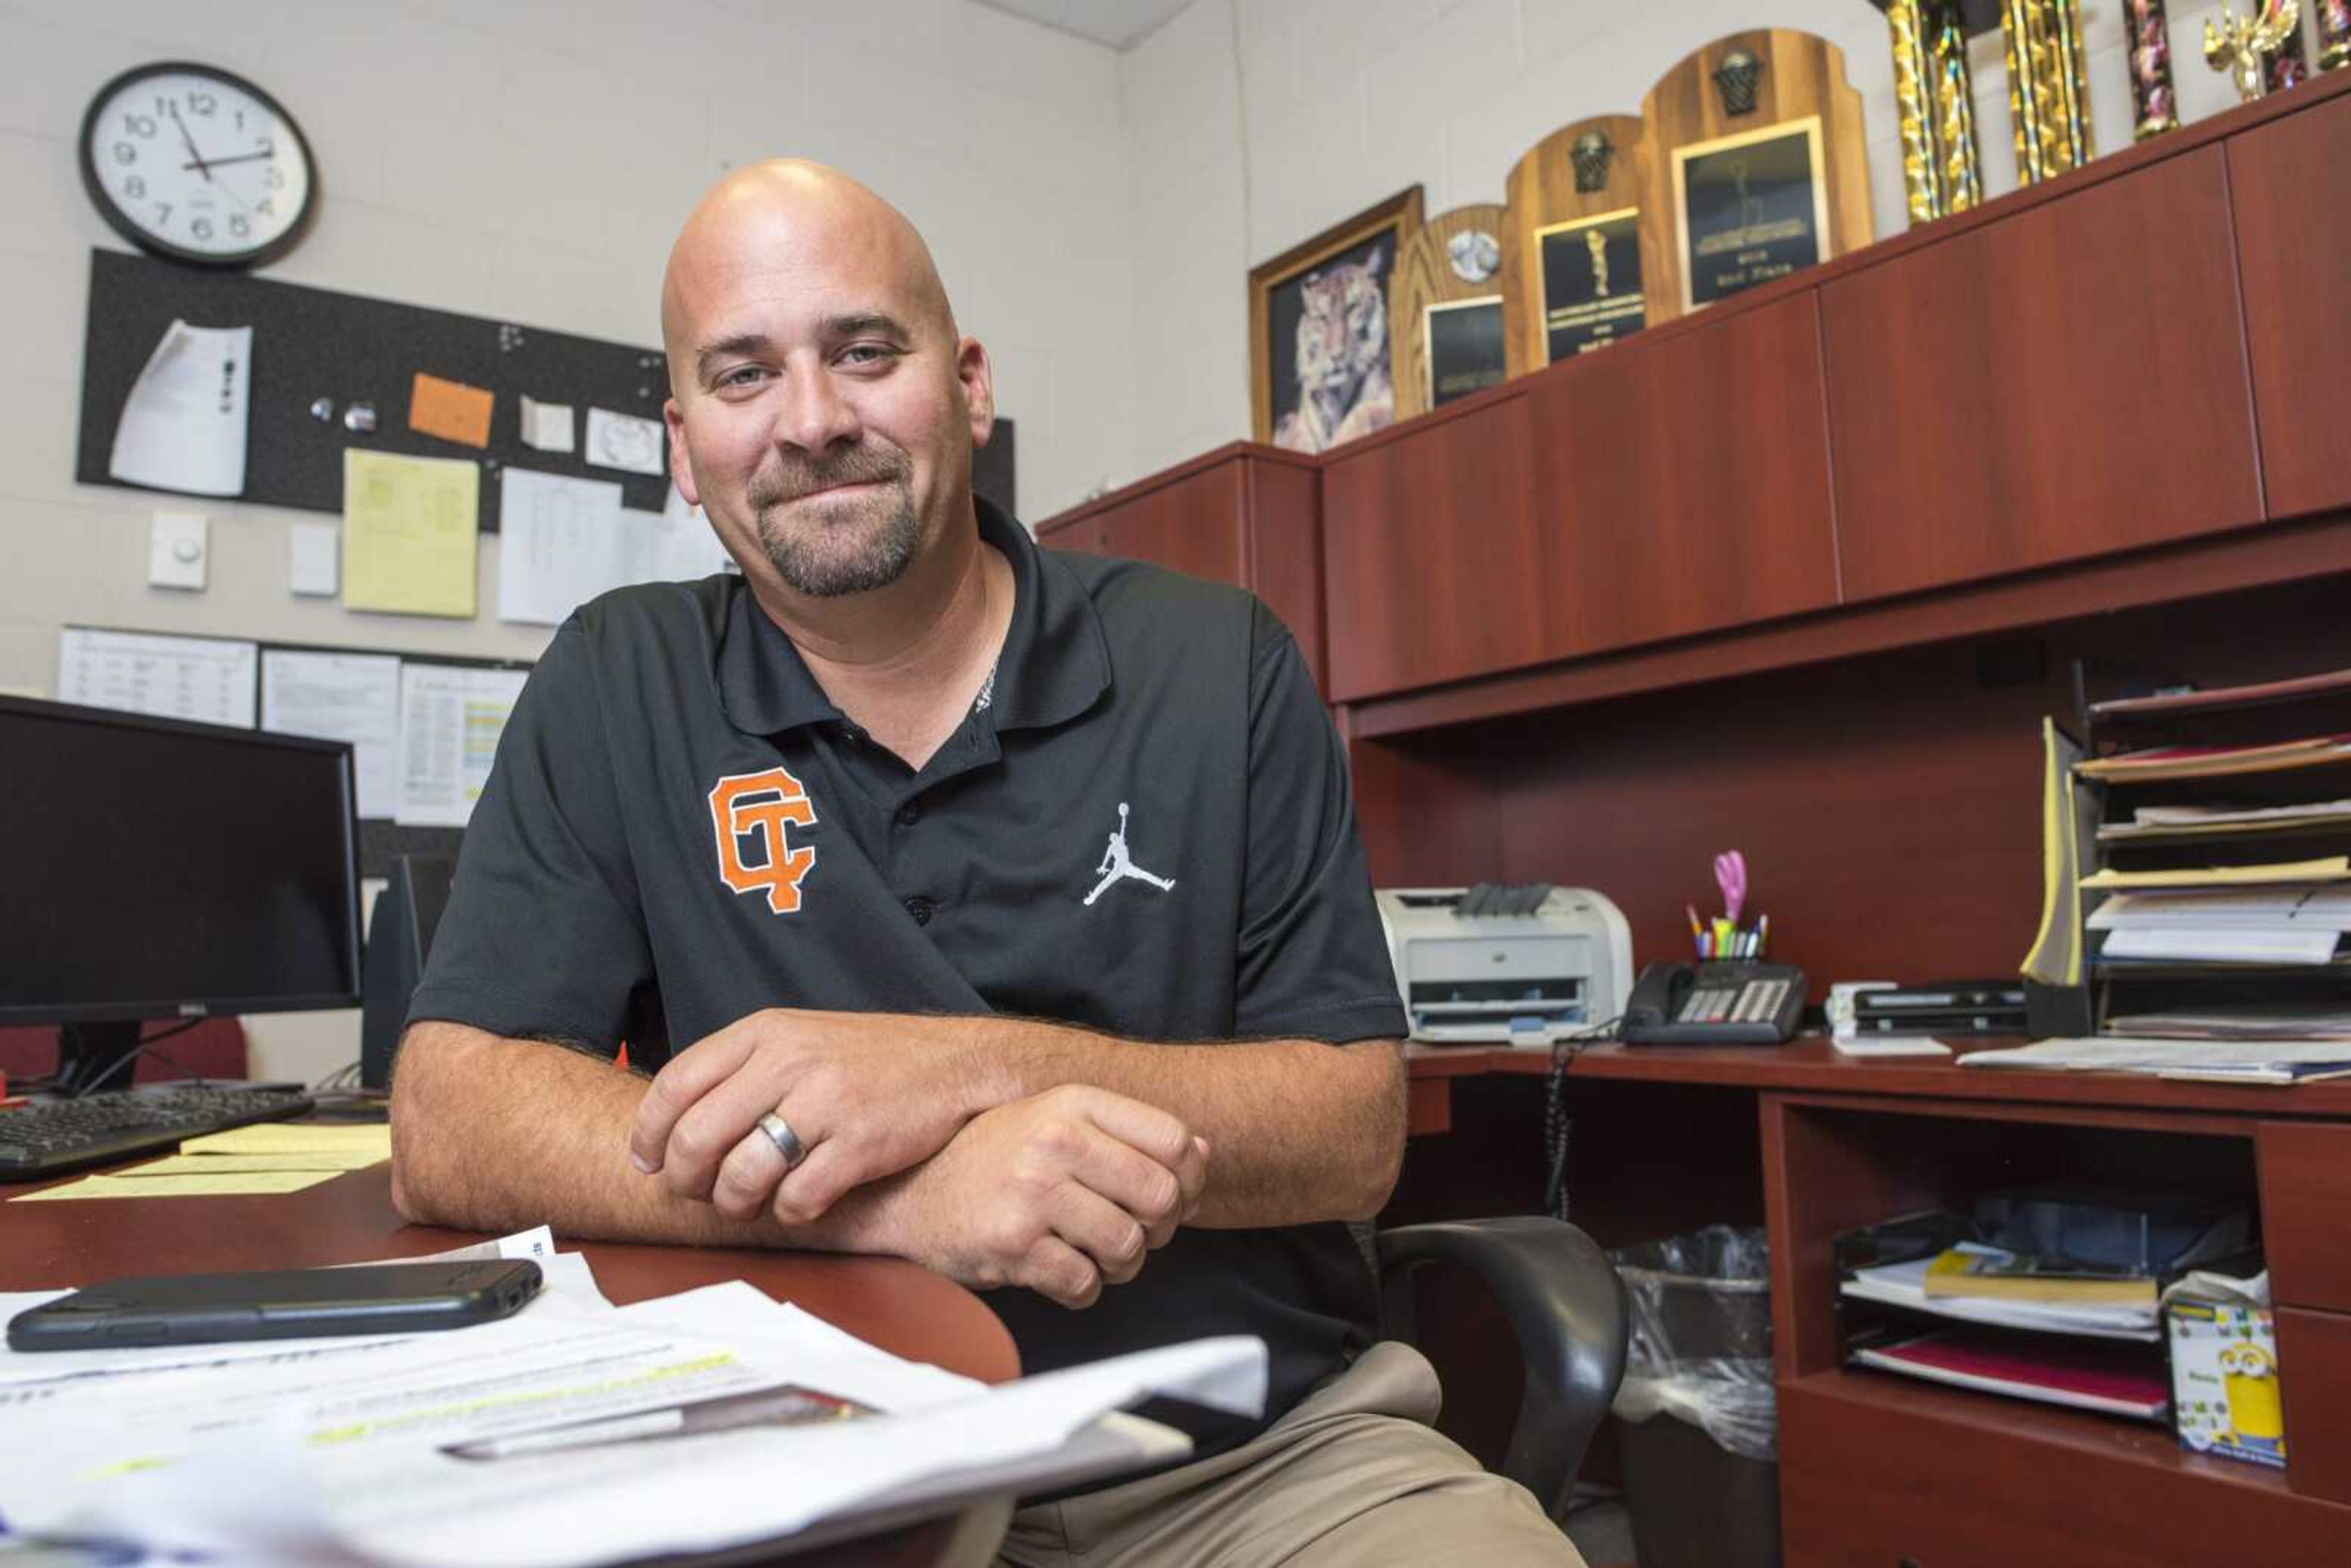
657, 158, 996, 605
661, 160, 957, 381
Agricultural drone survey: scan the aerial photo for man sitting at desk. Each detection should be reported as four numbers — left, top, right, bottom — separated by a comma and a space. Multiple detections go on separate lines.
391, 160, 1578, 1567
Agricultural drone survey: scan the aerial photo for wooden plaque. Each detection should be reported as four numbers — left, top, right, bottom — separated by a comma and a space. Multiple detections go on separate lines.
1501, 114, 1648, 380
1637, 29, 1872, 324
1389, 203, 1508, 420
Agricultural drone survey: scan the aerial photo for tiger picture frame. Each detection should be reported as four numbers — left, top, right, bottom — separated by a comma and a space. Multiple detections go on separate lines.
1249, 186, 1425, 454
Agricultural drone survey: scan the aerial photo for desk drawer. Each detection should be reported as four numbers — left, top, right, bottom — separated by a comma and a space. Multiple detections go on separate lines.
2260, 1123, 2351, 1311
2278, 1307, 2351, 1506
1779, 1373, 2350, 1566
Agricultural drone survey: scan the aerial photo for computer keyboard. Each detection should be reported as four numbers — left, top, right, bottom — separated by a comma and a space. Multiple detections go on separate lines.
0, 1084, 315, 1180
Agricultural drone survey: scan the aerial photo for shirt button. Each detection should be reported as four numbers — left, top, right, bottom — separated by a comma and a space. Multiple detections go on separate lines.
904, 895, 935, 926
896, 800, 923, 828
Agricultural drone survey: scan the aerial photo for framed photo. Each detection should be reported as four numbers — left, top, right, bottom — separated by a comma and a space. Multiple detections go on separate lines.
1249, 187, 1423, 454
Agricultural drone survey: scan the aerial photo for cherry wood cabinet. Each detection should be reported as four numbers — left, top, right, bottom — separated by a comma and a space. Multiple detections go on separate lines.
1320, 394, 1556, 701
1821, 145, 2263, 601
1527, 290, 1839, 653
1041, 78, 2350, 716
2227, 89, 2351, 523
1756, 1087, 2351, 1562
2276, 1308, 2351, 1506
2260, 1121, 2351, 1313
1032, 443, 1327, 689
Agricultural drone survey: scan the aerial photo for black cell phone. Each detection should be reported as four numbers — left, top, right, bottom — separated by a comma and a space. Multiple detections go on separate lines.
5, 1259, 542, 1352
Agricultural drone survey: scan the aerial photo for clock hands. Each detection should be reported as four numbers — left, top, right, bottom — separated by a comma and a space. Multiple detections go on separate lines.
182, 147, 274, 173
167, 102, 213, 182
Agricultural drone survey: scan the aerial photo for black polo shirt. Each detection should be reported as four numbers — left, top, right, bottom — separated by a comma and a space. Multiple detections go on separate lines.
408, 496, 1408, 1439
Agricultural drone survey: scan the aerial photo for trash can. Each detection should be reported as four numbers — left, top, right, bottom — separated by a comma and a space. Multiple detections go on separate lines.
1610, 1225, 1779, 1568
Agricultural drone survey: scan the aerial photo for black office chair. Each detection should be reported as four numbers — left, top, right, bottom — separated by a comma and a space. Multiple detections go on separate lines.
1373, 1216, 1629, 1527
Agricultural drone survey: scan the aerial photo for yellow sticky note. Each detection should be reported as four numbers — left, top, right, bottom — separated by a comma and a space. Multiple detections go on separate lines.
121, 1150, 385, 1175
410, 372, 495, 448
12, 1170, 339, 1201
343, 449, 479, 617
179, 1122, 392, 1160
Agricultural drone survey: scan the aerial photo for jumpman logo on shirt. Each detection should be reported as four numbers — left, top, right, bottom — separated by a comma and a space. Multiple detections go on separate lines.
1084, 801, 1176, 906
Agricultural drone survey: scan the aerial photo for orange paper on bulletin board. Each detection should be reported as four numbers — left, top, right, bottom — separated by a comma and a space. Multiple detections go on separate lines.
409, 372, 495, 449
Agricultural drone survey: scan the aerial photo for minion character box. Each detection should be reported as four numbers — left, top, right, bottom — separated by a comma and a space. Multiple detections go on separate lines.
2169, 1299, 2285, 1468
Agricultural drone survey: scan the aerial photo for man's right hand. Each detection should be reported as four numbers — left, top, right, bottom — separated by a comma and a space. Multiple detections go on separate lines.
863, 1085, 1207, 1310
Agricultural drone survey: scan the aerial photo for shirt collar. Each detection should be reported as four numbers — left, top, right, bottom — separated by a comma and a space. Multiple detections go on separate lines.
714, 494, 1110, 738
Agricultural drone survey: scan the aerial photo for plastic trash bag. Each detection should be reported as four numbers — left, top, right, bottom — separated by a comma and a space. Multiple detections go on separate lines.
1610, 1225, 1778, 1462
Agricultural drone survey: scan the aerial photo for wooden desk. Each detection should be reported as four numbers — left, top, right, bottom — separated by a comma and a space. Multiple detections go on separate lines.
1393, 1040, 2351, 1565
0, 1163, 1021, 1566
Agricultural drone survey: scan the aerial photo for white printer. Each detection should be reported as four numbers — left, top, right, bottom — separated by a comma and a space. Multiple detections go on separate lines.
1374, 885, 1633, 1046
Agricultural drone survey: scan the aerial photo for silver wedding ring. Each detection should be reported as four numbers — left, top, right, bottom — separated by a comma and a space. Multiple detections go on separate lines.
757, 1111, 807, 1171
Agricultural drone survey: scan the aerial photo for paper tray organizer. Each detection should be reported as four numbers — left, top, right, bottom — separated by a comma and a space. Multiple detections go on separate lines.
1830, 1212, 2177, 1427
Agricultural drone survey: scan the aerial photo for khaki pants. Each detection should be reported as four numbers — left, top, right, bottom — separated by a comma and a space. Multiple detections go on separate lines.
996, 1343, 1588, 1567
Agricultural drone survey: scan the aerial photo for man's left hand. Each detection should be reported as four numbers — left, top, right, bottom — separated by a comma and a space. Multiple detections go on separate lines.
629, 1009, 986, 1223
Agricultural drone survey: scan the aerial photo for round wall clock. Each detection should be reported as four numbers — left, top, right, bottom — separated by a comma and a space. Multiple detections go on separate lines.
78, 61, 318, 269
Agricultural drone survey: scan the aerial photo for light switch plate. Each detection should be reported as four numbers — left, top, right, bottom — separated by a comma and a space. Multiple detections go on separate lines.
149, 511, 209, 590
288, 520, 340, 596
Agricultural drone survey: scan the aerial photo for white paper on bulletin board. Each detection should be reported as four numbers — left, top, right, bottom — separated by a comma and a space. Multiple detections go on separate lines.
56, 627, 257, 729
260, 649, 402, 819
394, 662, 528, 827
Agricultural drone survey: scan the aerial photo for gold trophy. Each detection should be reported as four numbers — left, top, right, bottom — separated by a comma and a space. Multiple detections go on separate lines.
2003, 0, 2094, 184
2205, 0, 2301, 100
1886, 0, 1984, 223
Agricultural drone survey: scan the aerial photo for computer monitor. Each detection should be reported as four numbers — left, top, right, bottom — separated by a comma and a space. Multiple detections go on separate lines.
0, 695, 361, 1093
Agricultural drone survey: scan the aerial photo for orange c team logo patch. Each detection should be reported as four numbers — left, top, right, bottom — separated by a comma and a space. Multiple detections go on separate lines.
709, 767, 818, 913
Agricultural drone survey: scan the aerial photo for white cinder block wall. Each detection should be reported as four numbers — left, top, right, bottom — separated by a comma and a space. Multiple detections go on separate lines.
1, 2, 1132, 705
0, 0, 1133, 1081
1118, 0, 2282, 479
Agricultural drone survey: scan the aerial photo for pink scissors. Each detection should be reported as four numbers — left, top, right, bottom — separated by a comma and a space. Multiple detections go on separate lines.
1714, 849, 1747, 925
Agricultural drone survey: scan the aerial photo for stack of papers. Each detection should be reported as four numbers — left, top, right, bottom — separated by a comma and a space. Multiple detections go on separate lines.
1852, 1328, 2170, 1420
2079, 857, 2351, 891
2075, 734, 2351, 784
1960, 1037, 2351, 1085
2104, 1002, 2351, 1041
2099, 797, 2351, 843
0, 1228, 1264, 1567
2087, 885, 2351, 966
11, 1122, 394, 1203
1842, 1251, 2159, 1340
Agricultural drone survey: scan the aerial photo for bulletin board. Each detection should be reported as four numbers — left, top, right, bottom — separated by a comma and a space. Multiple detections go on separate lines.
75, 249, 1022, 528
74, 250, 672, 530
61, 622, 533, 880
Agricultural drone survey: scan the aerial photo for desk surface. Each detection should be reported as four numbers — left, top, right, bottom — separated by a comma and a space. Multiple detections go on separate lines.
1407, 1037, 2351, 1117
0, 1163, 1021, 1566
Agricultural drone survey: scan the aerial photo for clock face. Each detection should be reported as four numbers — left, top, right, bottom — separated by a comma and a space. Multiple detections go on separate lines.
79, 62, 316, 269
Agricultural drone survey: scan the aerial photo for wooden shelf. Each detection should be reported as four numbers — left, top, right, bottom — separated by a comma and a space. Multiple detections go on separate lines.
1343, 511, 2351, 738
1791, 1367, 2298, 1500
1406, 1038, 2351, 1120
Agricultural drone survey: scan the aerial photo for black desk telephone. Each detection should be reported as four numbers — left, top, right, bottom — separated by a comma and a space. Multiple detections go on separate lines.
1621, 961, 1808, 1045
